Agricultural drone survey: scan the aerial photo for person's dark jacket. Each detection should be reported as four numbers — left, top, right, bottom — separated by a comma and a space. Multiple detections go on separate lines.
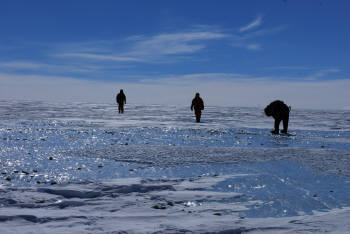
264, 100, 289, 120
191, 97, 204, 112
116, 92, 126, 105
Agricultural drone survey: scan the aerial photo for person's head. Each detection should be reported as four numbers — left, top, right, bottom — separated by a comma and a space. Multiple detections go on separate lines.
195, 92, 200, 98
120, 89, 124, 93
264, 105, 272, 116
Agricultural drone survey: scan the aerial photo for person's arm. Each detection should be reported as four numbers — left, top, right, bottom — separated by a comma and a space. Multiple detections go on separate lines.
191, 100, 194, 111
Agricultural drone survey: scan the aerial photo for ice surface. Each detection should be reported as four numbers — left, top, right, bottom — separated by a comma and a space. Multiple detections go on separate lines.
1, 100, 350, 233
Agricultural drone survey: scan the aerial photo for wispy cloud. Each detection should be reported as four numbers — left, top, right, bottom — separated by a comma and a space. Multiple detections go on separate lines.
138, 68, 343, 86
53, 30, 228, 63
238, 26, 286, 40
0, 22, 284, 79
239, 16, 263, 32
246, 44, 261, 50
139, 73, 249, 85
263, 67, 342, 81
264, 66, 312, 71
0, 62, 43, 69
56, 53, 142, 62
53, 25, 273, 63
233, 16, 285, 51
129, 31, 227, 56
0, 61, 102, 73
306, 68, 340, 80
231, 42, 262, 51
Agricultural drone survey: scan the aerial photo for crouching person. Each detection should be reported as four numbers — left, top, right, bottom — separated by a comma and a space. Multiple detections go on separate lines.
264, 100, 290, 134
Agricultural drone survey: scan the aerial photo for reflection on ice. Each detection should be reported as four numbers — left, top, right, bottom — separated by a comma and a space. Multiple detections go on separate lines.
1, 121, 350, 154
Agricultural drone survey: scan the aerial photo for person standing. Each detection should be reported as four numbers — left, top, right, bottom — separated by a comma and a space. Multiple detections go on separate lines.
264, 100, 290, 134
116, 89, 126, 114
191, 93, 204, 123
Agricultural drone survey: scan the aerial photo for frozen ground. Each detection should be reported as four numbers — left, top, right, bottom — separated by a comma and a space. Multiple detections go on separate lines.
0, 100, 350, 233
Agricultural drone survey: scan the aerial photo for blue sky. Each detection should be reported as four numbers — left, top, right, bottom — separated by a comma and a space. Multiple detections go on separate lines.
0, 0, 349, 109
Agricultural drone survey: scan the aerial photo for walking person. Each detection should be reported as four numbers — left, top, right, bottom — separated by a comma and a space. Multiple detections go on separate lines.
116, 89, 126, 114
191, 93, 204, 123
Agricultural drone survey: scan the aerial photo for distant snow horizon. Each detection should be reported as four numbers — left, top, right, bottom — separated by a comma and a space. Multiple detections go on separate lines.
1, 98, 349, 112
1, 72, 349, 110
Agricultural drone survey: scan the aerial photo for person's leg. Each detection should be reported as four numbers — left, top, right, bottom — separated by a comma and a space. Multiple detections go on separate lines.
195, 110, 201, 122
272, 119, 281, 134
121, 104, 124, 114
281, 116, 289, 133
118, 104, 121, 113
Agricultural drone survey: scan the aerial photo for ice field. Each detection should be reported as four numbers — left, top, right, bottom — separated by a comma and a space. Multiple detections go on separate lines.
1, 100, 350, 233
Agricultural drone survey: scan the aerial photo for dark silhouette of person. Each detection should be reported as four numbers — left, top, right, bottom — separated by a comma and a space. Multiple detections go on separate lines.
264, 100, 290, 134
116, 89, 126, 114
191, 93, 204, 123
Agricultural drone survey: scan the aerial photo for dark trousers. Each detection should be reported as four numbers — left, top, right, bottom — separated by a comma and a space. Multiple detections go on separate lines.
118, 104, 124, 114
274, 116, 289, 133
195, 110, 202, 123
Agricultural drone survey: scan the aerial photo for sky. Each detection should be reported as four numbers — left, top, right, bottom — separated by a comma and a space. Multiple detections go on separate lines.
0, 0, 349, 109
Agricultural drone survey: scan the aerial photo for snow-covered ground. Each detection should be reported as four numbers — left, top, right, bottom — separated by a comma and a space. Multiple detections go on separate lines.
1, 100, 350, 233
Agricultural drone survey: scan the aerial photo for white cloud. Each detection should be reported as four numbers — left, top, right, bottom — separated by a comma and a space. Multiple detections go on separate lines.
124, 31, 228, 62
1, 22, 284, 78
246, 43, 261, 51
5, 23, 280, 72
264, 66, 312, 71
239, 26, 286, 39
131, 31, 227, 55
231, 43, 261, 51
56, 53, 142, 62
305, 68, 340, 80
53, 30, 228, 63
239, 16, 263, 32
233, 17, 284, 51
0, 62, 43, 69
247, 44, 261, 50
1, 72, 349, 110
232, 26, 286, 51
0, 61, 102, 73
